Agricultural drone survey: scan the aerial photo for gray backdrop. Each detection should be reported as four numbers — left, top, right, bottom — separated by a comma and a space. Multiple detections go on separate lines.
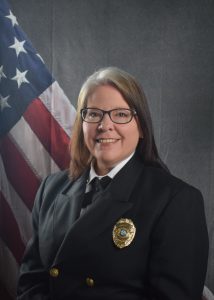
10, 0, 214, 293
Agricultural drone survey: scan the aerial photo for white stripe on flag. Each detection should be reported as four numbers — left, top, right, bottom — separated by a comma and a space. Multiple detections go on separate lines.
9, 117, 60, 178
40, 81, 76, 137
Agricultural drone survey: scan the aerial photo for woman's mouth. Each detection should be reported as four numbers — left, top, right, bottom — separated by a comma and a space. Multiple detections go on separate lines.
96, 138, 118, 143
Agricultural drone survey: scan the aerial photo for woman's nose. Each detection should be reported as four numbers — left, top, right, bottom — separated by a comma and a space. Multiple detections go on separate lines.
98, 113, 114, 131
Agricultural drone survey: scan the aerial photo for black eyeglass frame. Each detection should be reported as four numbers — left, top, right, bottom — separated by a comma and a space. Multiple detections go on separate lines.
81, 108, 137, 124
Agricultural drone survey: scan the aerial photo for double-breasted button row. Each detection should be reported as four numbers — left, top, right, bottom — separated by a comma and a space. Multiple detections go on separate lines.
49, 268, 95, 288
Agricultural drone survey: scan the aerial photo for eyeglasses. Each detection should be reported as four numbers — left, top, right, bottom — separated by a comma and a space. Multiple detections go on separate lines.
81, 108, 137, 124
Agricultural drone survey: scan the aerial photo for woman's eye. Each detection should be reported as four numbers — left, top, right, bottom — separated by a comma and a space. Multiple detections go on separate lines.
89, 112, 97, 117
115, 111, 128, 117
119, 112, 127, 117
88, 111, 99, 118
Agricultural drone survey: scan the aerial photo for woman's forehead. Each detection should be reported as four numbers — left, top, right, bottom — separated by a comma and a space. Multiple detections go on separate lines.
86, 85, 129, 108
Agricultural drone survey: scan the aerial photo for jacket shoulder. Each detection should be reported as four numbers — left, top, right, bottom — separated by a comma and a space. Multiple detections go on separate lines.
41, 169, 72, 196
33, 170, 72, 209
45, 169, 70, 186
143, 165, 201, 196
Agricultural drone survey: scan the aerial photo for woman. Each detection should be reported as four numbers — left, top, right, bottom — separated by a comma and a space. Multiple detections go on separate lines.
17, 67, 209, 300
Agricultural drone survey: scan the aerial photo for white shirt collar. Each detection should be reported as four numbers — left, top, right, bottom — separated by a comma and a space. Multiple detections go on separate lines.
88, 152, 135, 184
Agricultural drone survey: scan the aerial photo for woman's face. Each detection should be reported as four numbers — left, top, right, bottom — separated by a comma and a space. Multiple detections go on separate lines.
82, 85, 141, 175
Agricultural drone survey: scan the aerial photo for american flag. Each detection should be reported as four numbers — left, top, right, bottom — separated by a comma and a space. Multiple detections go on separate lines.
0, 0, 76, 296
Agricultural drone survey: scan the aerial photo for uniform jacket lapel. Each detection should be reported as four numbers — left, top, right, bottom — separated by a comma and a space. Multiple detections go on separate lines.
52, 155, 144, 266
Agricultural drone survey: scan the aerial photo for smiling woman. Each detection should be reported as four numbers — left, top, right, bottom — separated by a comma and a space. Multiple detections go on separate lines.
70, 67, 165, 179
17, 67, 209, 300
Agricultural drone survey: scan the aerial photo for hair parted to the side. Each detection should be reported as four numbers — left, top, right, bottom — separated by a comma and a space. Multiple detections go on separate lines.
69, 66, 168, 179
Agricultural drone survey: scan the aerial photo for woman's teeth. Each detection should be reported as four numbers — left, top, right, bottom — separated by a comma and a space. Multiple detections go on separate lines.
97, 138, 117, 143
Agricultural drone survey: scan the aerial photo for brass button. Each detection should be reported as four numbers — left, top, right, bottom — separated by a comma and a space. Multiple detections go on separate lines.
49, 267, 59, 277
86, 277, 94, 287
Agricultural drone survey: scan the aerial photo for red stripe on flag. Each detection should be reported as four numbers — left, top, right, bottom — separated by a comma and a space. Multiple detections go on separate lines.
0, 191, 26, 264
24, 98, 71, 170
0, 136, 41, 211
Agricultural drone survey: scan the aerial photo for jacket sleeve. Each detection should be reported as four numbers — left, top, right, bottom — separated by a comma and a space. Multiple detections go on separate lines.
17, 177, 51, 300
147, 186, 209, 300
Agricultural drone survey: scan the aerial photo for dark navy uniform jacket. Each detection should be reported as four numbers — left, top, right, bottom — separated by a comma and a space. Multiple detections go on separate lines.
17, 154, 209, 300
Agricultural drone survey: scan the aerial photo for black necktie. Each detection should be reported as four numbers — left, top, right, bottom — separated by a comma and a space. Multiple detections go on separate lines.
82, 176, 111, 209
99, 176, 112, 189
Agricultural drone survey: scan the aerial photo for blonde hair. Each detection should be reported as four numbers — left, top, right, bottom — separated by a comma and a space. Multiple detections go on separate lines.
69, 67, 166, 179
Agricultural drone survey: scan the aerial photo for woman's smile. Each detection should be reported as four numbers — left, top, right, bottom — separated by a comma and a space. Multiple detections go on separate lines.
95, 138, 119, 144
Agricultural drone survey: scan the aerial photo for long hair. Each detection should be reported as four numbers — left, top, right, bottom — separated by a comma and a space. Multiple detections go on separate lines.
69, 67, 168, 179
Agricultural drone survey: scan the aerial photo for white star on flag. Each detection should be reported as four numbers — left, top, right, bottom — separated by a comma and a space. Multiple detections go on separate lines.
12, 68, 29, 88
5, 9, 18, 26
0, 65, 7, 81
9, 37, 27, 57
0, 94, 11, 111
